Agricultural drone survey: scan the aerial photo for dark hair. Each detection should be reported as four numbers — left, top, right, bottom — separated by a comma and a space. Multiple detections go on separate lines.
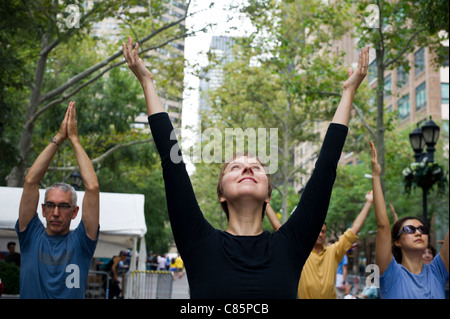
217, 152, 273, 221
391, 216, 425, 263
425, 244, 437, 258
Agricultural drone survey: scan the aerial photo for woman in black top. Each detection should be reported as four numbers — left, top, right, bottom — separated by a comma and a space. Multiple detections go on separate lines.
122, 36, 369, 298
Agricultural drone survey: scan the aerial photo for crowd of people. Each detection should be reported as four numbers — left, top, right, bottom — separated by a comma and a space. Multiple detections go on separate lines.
147, 253, 184, 280
3, 37, 448, 299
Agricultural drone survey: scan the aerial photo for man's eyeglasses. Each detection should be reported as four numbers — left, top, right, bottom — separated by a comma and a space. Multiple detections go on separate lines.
43, 202, 74, 212
396, 225, 428, 239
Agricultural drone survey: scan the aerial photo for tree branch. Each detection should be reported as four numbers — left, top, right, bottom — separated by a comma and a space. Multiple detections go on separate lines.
27, 60, 125, 127
41, 2, 103, 57
30, 27, 197, 128
286, 162, 307, 181
47, 137, 153, 172
40, 10, 191, 104
384, 30, 421, 68
352, 102, 376, 139
311, 91, 376, 138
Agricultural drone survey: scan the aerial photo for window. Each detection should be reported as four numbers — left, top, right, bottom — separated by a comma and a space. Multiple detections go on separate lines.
415, 47, 425, 77
384, 74, 392, 98
442, 83, 449, 104
415, 82, 426, 111
398, 94, 410, 120
443, 120, 449, 135
368, 60, 377, 83
397, 64, 409, 88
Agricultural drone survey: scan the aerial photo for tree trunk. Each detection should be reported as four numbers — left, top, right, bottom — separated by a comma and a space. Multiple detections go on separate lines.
281, 127, 289, 223
6, 34, 50, 187
375, 44, 386, 194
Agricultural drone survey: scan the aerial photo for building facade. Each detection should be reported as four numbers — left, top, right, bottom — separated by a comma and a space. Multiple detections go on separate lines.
294, 34, 449, 193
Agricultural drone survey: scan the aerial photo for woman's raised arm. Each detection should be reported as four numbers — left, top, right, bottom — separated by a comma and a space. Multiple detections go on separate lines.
370, 141, 392, 275
122, 36, 165, 116
331, 46, 369, 127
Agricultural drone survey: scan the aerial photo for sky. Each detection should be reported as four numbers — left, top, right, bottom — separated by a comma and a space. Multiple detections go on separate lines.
181, 0, 254, 172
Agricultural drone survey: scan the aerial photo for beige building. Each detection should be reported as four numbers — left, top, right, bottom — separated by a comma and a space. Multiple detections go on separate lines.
294, 33, 449, 193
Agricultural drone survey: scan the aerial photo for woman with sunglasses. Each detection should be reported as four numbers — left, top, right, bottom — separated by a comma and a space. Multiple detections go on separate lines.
370, 141, 449, 299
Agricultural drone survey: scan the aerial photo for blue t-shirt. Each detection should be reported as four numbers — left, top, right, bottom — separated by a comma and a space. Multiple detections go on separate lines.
380, 254, 449, 299
337, 254, 349, 275
15, 213, 98, 299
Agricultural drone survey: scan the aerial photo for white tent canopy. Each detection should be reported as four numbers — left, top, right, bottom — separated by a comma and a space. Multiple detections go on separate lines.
0, 186, 147, 263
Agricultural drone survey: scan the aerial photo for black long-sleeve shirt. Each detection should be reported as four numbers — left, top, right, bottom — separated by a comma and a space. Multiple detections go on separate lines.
148, 112, 348, 299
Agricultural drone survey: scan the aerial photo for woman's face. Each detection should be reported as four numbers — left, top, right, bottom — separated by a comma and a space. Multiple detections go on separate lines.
395, 219, 428, 253
219, 156, 270, 205
422, 248, 434, 264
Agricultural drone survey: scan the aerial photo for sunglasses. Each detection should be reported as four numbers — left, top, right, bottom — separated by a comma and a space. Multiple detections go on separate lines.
396, 225, 428, 239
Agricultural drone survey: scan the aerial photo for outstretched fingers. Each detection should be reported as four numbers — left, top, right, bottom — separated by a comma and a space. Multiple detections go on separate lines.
369, 141, 377, 160
121, 36, 154, 84
67, 101, 79, 141
357, 46, 370, 76
123, 36, 135, 64
69, 101, 77, 120
134, 41, 140, 61
123, 36, 142, 65
370, 141, 382, 175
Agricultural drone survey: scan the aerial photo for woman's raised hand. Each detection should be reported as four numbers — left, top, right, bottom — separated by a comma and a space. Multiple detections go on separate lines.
370, 141, 382, 176
67, 101, 79, 142
122, 36, 154, 84
343, 46, 370, 93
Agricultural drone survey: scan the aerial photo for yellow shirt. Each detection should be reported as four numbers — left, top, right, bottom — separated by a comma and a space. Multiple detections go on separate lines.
298, 229, 358, 299
175, 256, 184, 269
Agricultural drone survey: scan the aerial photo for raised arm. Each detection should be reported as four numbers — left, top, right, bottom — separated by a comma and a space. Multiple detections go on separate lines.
123, 36, 212, 255
350, 190, 373, 235
331, 46, 369, 127
370, 141, 392, 275
122, 36, 165, 116
389, 203, 399, 223
279, 47, 368, 255
67, 102, 99, 240
441, 231, 449, 273
18, 106, 70, 231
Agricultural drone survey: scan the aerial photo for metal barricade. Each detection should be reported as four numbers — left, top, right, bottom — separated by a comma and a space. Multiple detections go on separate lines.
124, 270, 173, 299
86, 270, 111, 299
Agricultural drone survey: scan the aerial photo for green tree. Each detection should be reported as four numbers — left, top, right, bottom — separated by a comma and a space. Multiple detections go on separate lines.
347, 0, 449, 192
195, 0, 369, 223
1, 0, 211, 253
2, 0, 195, 187
327, 121, 448, 262
416, 0, 449, 34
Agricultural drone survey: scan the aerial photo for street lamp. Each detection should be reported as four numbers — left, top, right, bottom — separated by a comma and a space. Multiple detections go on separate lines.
409, 125, 426, 162
408, 117, 440, 228
421, 118, 440, 161
69, 171, 83, 190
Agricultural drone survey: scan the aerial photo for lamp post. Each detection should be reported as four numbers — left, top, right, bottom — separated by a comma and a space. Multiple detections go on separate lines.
408, 117, 440, 229
69, 171, 83, 191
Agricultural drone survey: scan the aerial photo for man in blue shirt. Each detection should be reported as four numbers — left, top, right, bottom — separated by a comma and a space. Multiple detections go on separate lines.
16, 102, 99, 299
335, 253, 349, 298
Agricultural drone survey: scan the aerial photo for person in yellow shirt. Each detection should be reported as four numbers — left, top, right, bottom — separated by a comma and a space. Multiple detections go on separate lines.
265, 191, 372, 298
297, 190, 373, 298
175, 255, 184, 279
